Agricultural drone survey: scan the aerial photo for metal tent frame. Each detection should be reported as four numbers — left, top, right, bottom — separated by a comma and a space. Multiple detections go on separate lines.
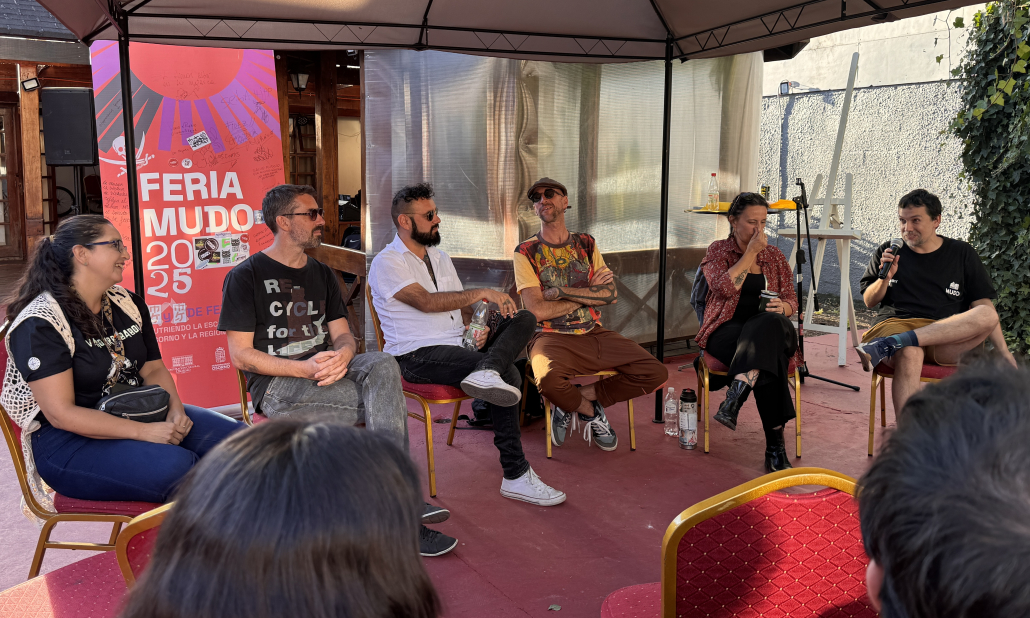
45, 0, 977, 421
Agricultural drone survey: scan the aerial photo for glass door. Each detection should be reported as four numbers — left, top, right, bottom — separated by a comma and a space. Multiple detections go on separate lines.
0, 105, 24, 259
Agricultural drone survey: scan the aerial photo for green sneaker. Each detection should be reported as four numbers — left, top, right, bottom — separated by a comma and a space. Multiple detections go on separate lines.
578, 402, 618, 452
550, 405, 572, 447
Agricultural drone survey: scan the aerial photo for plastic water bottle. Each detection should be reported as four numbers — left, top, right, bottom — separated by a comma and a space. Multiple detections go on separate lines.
679, 389, 698, 450
706, 173, 719, 210
663, 387, 678, 436
462, 302, 489, 351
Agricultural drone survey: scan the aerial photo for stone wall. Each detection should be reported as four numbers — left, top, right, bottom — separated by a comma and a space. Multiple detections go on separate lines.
757, 79, 972, 301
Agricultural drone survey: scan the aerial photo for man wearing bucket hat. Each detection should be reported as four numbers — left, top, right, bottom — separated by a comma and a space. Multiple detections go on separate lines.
514, 178, 668, 452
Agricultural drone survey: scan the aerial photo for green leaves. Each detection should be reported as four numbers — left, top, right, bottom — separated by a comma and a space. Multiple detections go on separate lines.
955, 16, 966, 28
937, 54, 945, 64
951, 0, 1030, 356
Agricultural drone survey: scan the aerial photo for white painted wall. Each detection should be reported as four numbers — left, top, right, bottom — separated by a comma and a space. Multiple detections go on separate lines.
763, 4, 984, 95
337, 117, 361, 198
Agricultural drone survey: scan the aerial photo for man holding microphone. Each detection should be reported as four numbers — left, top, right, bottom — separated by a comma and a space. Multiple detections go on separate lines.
856, 189, 1016, 411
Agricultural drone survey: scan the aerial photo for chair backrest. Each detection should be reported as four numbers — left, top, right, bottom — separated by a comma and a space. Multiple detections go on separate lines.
116, 502, 174, 587
0, 321, 55, 519
661, 467, 874, 618
364, 284, 386, 350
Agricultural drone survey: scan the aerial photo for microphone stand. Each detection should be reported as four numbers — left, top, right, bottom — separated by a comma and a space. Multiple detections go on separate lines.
791, 178, 860, 392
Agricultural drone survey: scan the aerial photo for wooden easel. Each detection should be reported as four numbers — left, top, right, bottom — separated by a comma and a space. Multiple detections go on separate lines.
777, 52, 863, 367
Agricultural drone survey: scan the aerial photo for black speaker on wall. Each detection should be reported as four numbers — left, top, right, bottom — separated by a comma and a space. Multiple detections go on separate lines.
41, 88, 98, 166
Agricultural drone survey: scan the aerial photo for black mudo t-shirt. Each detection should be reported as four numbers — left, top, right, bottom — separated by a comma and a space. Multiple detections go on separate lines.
860, 236, 996, 326
8, 292, 161, 415
218, 252, 348, 409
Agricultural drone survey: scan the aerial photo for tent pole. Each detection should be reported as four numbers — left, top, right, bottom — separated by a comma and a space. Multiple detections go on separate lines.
117, 13, 145, 294
653, 37, 673, 423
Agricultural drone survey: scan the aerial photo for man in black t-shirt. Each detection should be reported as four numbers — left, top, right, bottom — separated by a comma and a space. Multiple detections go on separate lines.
219, 184, 457, 557
856, 189, 1015, 411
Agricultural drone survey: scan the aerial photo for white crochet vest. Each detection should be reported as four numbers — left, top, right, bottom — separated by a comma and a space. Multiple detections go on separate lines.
2, 287, 141, 518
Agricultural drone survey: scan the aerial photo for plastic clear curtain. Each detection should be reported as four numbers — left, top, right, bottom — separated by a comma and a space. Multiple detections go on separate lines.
363, 50, 762, 348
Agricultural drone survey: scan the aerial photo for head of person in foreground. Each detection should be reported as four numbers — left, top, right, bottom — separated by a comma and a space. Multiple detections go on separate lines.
119, 419, 439, 618
858, 358, 1030, 618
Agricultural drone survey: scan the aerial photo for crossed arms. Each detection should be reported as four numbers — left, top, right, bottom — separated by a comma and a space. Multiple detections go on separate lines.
521, 268, 618, 322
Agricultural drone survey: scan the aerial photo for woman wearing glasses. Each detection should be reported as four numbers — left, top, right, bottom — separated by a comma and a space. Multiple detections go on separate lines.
2, 215, 240, 505
695, 193, 800, 472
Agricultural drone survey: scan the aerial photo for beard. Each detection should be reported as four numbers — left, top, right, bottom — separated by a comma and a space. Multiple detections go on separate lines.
412, 225, 441, 247
291, 225, 323, 249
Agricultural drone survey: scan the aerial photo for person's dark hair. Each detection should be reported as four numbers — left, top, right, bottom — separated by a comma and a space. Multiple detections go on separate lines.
119, 420, 439, 618
897, 189, 942, 220
391, 183, 435, 228
726, 192, 769, 239
858, 360, 1030, 618
6, 215, 114, 337
262, 184, 317, 234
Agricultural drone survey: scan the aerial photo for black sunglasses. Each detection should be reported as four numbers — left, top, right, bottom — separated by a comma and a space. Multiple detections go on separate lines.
85, 239, 128, 253
404, 209, 438, 222
281, 208, 324, 221
530, 188, 563, 203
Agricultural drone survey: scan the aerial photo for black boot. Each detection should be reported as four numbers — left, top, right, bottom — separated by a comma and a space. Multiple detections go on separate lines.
764, 426, 793, 473
713, 380, 751, 431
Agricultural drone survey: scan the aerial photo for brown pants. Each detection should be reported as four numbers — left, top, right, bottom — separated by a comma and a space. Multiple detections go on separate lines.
528, 327, 669, 412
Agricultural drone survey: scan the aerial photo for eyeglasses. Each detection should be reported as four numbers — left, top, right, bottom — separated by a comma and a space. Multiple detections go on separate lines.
281, 208, 324, 221
529, 188, 563, 203
404, 209, 438, 222
85, 239, 128, 253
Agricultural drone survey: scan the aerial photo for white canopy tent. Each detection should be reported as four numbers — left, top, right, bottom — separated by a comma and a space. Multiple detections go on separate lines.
37, 0, 978, 421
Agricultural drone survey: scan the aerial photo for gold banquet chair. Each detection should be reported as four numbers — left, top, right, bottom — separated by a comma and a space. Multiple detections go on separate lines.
365, 285, 471, 498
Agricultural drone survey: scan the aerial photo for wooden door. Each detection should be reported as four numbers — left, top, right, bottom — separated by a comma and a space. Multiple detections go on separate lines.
0, 105, 23, 259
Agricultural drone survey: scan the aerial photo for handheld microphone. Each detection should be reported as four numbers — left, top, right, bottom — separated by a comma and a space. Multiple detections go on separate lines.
878, 238, 903, 279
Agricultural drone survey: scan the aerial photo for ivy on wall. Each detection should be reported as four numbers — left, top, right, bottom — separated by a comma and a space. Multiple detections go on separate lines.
950, 1, 1030, 354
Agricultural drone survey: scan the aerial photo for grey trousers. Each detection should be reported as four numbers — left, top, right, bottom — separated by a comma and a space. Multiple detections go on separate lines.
260, 351, 409, 451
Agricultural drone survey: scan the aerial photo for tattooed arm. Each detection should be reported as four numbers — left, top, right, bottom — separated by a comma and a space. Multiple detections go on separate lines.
541, 267, 618, 306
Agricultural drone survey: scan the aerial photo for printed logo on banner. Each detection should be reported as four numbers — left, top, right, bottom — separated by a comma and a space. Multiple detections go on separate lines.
186, 130, 212, 151
148, 304, 163, 326
194, 232, 250, 269
212, 346, 231, 371
172, 354, 196, 374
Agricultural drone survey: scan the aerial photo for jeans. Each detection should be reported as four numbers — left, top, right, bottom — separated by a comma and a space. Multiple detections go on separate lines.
397, 310, 536, 480
260, 351, 409, 452
32, 405, 242, 503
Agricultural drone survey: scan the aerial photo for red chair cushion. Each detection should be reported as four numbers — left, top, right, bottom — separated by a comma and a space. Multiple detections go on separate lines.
0, 551, 126, 617
600, 582, 660, 618
53, 494, 161, 517
875, 363, 957, 381
402, 380, 467, 401
676, 488, 875, 617
703, 353, 798, 376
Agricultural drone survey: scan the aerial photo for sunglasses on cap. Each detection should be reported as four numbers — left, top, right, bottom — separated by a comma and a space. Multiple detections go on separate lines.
529, 188, 564, 203
281, 208, 324, 221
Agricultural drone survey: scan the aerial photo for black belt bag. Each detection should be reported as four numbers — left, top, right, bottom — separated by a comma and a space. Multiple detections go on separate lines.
96, 384, 170, 423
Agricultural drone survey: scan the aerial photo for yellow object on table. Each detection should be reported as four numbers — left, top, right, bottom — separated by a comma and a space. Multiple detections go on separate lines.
701, 201, 731, 212
769, 199, 798, 210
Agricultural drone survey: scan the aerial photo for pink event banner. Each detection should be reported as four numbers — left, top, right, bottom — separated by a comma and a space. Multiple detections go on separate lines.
90, 41, 284, 408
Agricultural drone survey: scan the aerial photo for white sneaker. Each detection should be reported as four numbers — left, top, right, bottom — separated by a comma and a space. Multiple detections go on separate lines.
461, 369, 522, 407
500, 467, 566, 506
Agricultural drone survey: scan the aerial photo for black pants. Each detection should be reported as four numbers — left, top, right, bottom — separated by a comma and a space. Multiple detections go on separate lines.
396, 310, 536, 480
705, 312, 798, 431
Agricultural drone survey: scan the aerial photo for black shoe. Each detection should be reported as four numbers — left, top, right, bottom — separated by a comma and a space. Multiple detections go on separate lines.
713, 380, 752, 431
422, 502, 450, 525
419, 525, 458, 557
764, 427, 793, 473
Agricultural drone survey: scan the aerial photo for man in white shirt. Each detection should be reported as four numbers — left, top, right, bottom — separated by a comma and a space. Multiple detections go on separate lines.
368, 183, 565, 506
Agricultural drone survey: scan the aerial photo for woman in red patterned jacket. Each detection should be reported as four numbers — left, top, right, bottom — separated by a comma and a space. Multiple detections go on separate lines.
696, 193, 800, 472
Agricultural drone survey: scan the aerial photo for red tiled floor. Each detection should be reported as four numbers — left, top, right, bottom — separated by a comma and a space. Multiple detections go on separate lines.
0, 332, 893, 618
